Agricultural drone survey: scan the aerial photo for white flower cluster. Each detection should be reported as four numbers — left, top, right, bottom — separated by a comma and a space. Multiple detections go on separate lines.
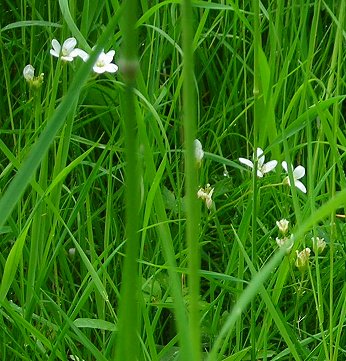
239, 147, 307, 193
49, 37, 118, 74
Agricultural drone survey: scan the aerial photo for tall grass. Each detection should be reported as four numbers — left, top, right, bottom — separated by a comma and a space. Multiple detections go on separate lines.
0, 1, 345, 360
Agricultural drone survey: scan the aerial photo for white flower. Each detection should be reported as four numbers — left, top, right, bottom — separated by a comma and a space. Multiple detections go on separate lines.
239, 147, 277, 177
23, 64, 35, 81
50, 37, 85, 62
197, 184, 214, 209
276, 219, 289, 234
194, 139, 204, 167
91, 50, 118, 74
282, 161, 306, 193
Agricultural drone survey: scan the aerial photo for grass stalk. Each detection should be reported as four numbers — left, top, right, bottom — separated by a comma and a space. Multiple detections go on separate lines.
181, 0, 201, 360
115, 0, 141, 360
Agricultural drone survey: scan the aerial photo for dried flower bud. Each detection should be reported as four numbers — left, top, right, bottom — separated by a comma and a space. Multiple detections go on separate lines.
276, 219, 289, 235
295, 248, 311, 271
276, 234, 294, 254
197, 183, 214, 209
312, 237, 326, 254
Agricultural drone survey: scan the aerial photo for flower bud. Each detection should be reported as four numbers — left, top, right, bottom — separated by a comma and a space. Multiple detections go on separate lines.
194, 139, 204, 168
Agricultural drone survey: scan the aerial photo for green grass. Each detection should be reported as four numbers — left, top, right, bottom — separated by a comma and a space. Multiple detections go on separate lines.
0, 1, 346, 360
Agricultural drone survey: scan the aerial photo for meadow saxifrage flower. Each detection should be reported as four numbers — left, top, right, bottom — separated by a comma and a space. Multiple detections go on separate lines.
239, 147, 277, 177
50, 37, 86, 62
197, 184, 214, 209
194, 139, 204, 167
282, 161, 307, 193
92, 50, 119, 74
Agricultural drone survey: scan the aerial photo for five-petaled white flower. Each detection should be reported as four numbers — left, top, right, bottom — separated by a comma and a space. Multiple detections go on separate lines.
91, 50, 118, 74
239, 148, 277, 177
194, 139, 204, 167
50, 37, 85, 62
282, 161, 306, 193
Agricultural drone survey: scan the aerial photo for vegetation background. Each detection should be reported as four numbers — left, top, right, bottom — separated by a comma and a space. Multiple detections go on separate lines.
0, 0, 345, 360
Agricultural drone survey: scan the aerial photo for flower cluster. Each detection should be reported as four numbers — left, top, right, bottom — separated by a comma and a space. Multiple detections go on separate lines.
275, 219, 294, 253
49, 37, 118, 74
239, 147, 307, 193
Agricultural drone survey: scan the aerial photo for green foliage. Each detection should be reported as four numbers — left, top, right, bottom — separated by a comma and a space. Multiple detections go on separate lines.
0, 1, 345, 360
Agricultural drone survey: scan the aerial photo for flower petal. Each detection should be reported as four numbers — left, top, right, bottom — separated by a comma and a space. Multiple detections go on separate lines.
104, 50, 115, 62
93, 65, 107, 74
70, 49, 89, 61
239, 158, 254, 169
256, 148, 265, 168
281, 161, 288, 172
105, 63, 118, 73
63, 37, 77, 52
293, 165, 305, 180
262, 160, 277, 174
51, 39, 61, 53
294, 180, 307, 193
256, 170, 264, 178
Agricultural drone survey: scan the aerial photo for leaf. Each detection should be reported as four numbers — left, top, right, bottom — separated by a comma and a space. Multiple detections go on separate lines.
73, 318, 117, 331
0, 222, 31, 302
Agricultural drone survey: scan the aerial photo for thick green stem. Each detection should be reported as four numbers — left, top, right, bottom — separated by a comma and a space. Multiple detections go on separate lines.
181, 0, 201, 360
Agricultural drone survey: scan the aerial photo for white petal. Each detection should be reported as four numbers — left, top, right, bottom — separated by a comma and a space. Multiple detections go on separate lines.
256, 148, 264, 158
262, 160, 277, 174
295, 180, 307, 193
70, 49, 89, 61
63, 37, 77, 52
256, 148, 265, 167
293, 165, 305, 180
50, 49, 60, 58
257, 170, 264, 177
51, 39, 61, 54
93, 65, 106, 74
281, 161, 288, 172
239, 158, 254, 169
105, 63, 118, 73
104, 50, 115, 62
